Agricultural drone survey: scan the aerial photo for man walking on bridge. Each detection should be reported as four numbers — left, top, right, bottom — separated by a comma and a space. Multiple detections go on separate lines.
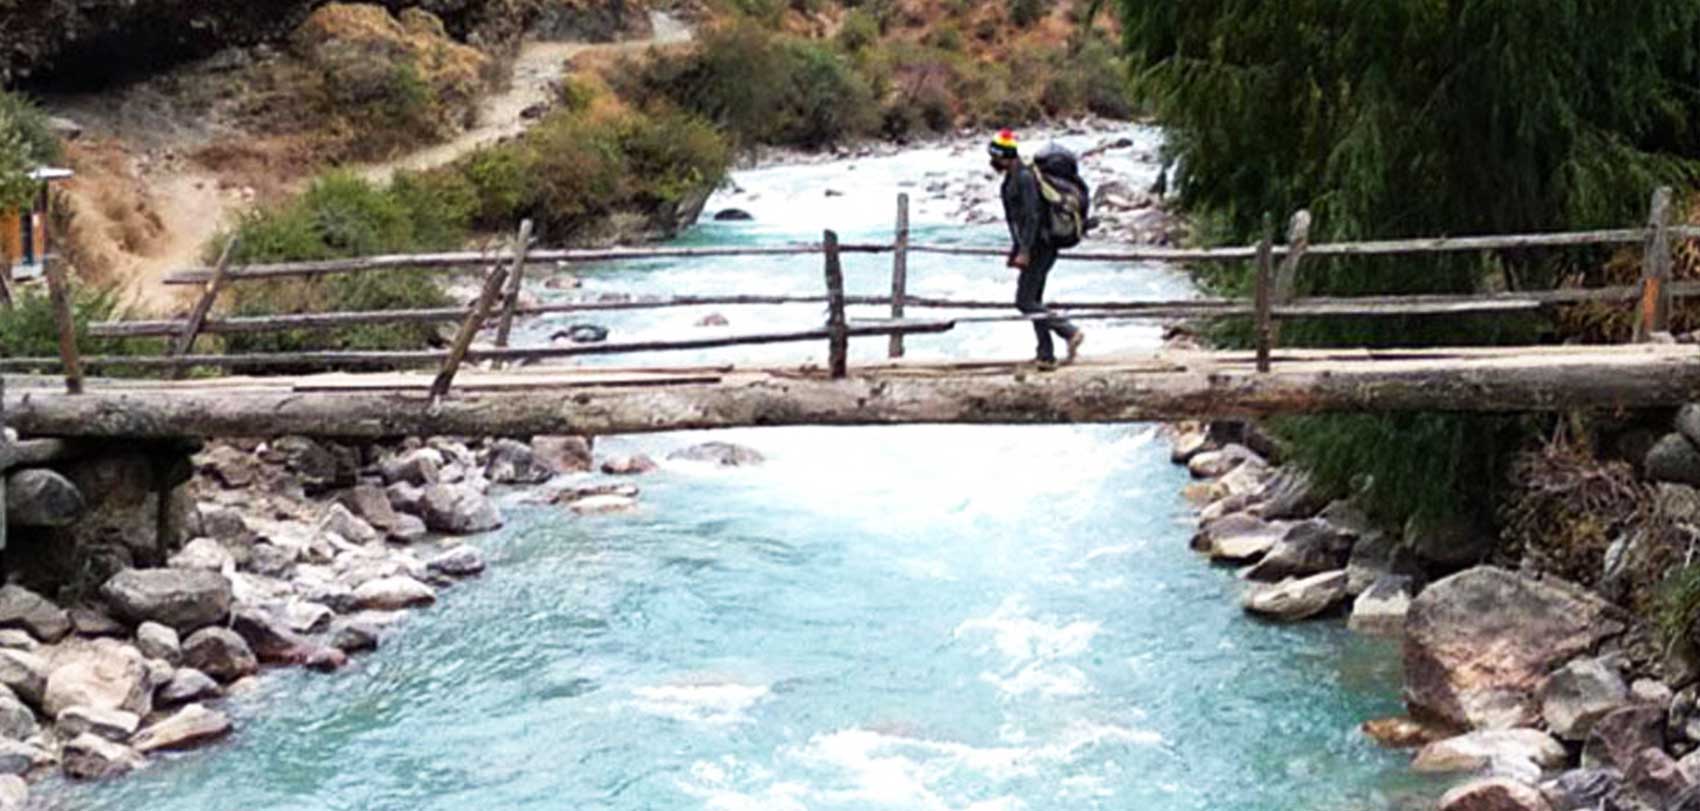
989, 129, 1083, 370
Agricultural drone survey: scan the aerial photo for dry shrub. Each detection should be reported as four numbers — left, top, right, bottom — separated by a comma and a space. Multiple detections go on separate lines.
1552, 195, 1700, 342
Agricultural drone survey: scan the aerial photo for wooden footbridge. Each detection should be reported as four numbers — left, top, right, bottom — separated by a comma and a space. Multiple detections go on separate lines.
3, 190, 1700, 441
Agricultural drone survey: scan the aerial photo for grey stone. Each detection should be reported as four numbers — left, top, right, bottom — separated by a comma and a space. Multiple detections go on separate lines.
1255, 468, 1328, 520
353, 576, 435, 610
386, 482, 427, 516
43, 638, 151, 718
486, 439, 554, 484
61, 733, 140, 780
331, 621, 381, 654
181, 628, 258, 683
1632, 679, 1675, 708
230, 607, 311, 664
132, 703, 231, 753
0, 740, 48, 777
0, 692, 35, 741
531, 436, 593, 473
1346, 529, 1421, 596
1191, 512, 1288, 562
168, 538, 235, 572
1405, 566, 1625, 730
1241, 570, 1348, 621
1625, 746, 1690, 808
135, 622, 181, 665
199, 505, 253, 543
247, 543, 298, 578
1404, 512, 1494, 569
600, 455, 659, 476
1243, 519, 1355, 582
0, 774, 25, 810
1348, 575, 1415, 638
100, 568, 232, 634
667, 442, 766, 468
0, 633, 34, 652
388, 514, 429, 544
426, 546, 486, 578
1541, 657, 1631, 741
266, 436, 352, 494
421, 485, 502, 535
156, 668, 221, 707
283, 601, 334, 635
1168, 426, 1212, 464
1540, 768, 1623, 811
5, 468, 84, 527
0, 585, 71, 642
337, 484, 401, 531
1676, 404, 1700, 449
69, 609, 125, 639
56, 705, 140, 742
1647, 433, 1700, 486
382, 449, 442, 487
320, 503, 379, 545
1439, 777, 1556, 811
1583, 705, 1667, 772
1186, 443, 1256, 479
0, 650, 49, 707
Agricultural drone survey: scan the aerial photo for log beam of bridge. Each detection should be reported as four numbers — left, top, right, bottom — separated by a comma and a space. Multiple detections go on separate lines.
4, 345, 1699, 440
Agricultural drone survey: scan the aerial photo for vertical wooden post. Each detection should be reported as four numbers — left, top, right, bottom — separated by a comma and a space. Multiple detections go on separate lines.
0, 376, 8, 552
430, 263, 510, 402
1270, 209, 1311, 348
42, 255, 83, 395
168, 236, 240, 380
823, 229, 848, 379
888, 194, 910, 359
1253, 214, 1275, 373
1635, 187, 1674, 342
492, 219, 535, 368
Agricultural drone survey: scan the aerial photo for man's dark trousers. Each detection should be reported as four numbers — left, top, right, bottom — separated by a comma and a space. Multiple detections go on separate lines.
1014, 242, 1078, 362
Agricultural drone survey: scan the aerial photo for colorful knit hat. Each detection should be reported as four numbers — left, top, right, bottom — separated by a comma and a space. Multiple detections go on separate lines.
987, 129, 1019, 159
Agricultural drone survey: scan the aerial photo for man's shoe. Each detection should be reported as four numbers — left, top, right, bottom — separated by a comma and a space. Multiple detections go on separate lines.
1034, 357, 1059, 372
1064, 331, 1085, 365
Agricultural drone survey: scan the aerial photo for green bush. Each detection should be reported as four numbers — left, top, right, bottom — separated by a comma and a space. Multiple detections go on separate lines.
924, 23, 965, 52
0, 285, 165, 369
0, 91, 60, 210
837, 9, 881, 52
1010, 0, 1047, 28
461, 145, 536, 226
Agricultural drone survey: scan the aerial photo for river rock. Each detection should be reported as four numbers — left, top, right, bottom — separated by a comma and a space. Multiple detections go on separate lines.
1415, 728, 1568, 774
1649, 433, 1700, 486
57, 705, 140, 742
1405, 567, 1625, 729
713, 208, 753, 221
1541, 657, 1630, 741
0, 651, 48, 708
667, 442, 765, 467
531, 436, 593, 473
1440, 777, 1555, 811
1346, 529, 1420, 596
1255, 468, 1327, 520
421, 484, 502, 534
69, 609, 126, 639
1169, 425, 1212, 464
1187, 444, 1257, 479
569, 495, 639, 515
0, 691, 34, 741
156, 668, 221, 707
387, 513, 429, 544
265, 436, 354, 494
1243, 519, 1355, 581
338, 484, 402, 532
134, 622, 180, 665
1405, 512, 1495, 569
1673, 687, 1700, 747
283, 601, 334, 635
133, 703, 232, 753
1582, 705, 1666, 772
231, 607, 313, 664
1632, 679, 1674, 708
486, 439, 554, 485
426, 546, 486, 578
1540, 768, 1623, 811
43, 639, 151, 717
299, 579, 358, 614
62, 733, 141, 780
181, 628, 258, 683
1361, 715, 1451, 748
0, 774, 25, 810
1216, 458, 1272, 499
0, 740, 49, 777
1625, 746, 1691, 807
601, 455, 659, 476
1192, 513, 1288, 562
1241, 570, 1347, 620
354, 576, 436, 610
1198, 492, 1257, 524
331, 621, 382, 653
0, 633, 33, 653
696, 313, 730, 327
0, 585, 71, 643
382, 449, 442, 487
4, 468, 84, 527
321, 503, 380, 545
1349, 575, 1415, 637
557, 324, 608, 344
101, 568, 232, 634
168, 538, 235, 572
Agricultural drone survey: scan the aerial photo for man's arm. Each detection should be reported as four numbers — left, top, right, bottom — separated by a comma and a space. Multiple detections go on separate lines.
1011, 166, 1043, 266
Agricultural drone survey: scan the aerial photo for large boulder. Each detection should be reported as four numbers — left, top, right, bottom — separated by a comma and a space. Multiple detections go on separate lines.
421, 485, 502, 534
1582, 705, 1666, 773
181, 628, 258, 683
337, 484, 403, 533
1405, 567, 1625, 729
1346, 529, 1421, 596
0, 585, 71, 643
1348, 575, 1415, 638
1191, 513, 1290, 563
485, 439, 554, 484
101, 569, 232, 634
4, 468, 84, 527
1241, 570, 1347, 621
1540, 658, 1630, 741
1413, 728, 1569, 774
132, 703, 232, 753
1187, 443, 1257, 479
667, 442, 765, 468
42, 639, 152, 718
1648, 433, 1700, 486
62, 733, 142, 780
1243, 519, 1355, 582
531, 436, 593, 473
1439, 777, 1555, 811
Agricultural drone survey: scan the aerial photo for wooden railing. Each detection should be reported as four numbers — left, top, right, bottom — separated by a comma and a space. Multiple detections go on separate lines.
4, 188, 1698, 395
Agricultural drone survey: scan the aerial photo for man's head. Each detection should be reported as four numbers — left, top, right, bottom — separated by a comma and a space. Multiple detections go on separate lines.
987, 128, 1019, 173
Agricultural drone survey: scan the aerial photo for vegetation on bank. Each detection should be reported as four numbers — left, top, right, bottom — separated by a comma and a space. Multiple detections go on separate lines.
0, 91, 60, 211
1118, 1, 1700, 526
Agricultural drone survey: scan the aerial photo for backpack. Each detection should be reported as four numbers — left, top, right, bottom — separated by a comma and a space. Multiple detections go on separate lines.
1028, 144, 1091, 249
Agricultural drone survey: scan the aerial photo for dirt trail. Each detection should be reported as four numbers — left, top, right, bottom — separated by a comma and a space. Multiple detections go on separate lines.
51, 13, 690, 315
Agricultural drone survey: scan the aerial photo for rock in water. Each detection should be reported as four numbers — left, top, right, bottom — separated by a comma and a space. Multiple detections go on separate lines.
667, 442, 765, 467
0, 585, 72, 643
713, 208, 753, 221
421, 485, 503, 534
1243, 519, 1354, 581
426, 546, 486, 578
486, 439, 554, 485
1192, 513, 1288, 562
1348, 575, 1415, 638
1413, 729, 1569, 774
101, 569, 233, 634
132, 703, 232, 753
1404, 566, 1624, 729
552, 324, 609, 344
56, 706, 141, 742
181, 628, 258, 683
1440, 777, 1555, 811
156, 668, 221, 707
1241, 570, 1347, 620
531, 436, 593, 473
4, 469, 84, 527
601, 455, 659, 476
62, 734, 142, 780
353, 576, 436, 610
1540, 657, 1630, 741
1539, 769, 1623, 811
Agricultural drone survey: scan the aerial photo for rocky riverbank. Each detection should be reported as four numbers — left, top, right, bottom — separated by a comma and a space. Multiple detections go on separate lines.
2, 430, 763, 807
1166, 415, 1700, 811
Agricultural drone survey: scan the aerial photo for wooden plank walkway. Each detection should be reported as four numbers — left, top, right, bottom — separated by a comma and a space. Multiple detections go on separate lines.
5, 344, 1700, 439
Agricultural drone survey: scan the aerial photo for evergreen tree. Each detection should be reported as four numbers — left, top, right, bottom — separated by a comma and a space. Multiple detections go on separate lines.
1117, 1, 1700, 520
